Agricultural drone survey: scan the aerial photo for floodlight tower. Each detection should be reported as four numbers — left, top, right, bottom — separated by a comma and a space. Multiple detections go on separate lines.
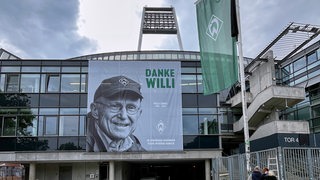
138, 7, 184, 51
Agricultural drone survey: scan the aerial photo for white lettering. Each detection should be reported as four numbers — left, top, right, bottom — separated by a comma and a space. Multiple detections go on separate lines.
284, 137, 296, 143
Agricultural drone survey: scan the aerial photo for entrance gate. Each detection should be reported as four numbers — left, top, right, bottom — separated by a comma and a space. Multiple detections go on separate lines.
212, 147, 320, 180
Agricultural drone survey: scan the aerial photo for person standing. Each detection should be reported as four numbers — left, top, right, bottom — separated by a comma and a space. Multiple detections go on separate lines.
250, 166, 262, 180
265, 170, 277, 180
261, 167, 269, 179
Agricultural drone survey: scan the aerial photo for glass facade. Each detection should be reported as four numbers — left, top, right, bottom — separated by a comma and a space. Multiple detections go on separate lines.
1, 42, 319, 154
0, 52, 232, 151
4, 44, 319, 153
0, 60, 88, 151
280, 44, 320, 133
281, 48, 320, 86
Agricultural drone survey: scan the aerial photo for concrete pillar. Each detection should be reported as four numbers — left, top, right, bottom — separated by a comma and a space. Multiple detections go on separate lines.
109, 161, 115, 180
205, 159, 211, 180
29, 163, 36, 180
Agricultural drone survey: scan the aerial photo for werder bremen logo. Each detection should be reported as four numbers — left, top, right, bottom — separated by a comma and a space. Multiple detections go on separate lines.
206, 14, 223, 41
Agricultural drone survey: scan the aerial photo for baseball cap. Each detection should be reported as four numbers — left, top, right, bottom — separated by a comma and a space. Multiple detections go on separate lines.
94, 75, 143, 101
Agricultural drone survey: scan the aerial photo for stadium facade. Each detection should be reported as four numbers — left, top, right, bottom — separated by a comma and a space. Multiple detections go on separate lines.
0, 7, 320, 180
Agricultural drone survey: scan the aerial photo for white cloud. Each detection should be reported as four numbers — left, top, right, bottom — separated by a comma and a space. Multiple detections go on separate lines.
77, 0, 169, 53
239, 0, 320, 58
0, 0, 319, 58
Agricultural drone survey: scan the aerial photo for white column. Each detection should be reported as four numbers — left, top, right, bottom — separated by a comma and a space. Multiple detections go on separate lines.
109, 161, 115, 180
29, 163, 36, 180
205, 159, 211, 180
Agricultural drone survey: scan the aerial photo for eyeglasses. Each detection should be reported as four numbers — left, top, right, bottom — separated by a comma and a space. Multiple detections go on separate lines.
96, 102, 140, 115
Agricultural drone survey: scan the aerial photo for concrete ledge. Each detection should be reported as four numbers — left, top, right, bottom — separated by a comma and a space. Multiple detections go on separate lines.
0, 150, 222, 163
250, 120, 310, 141
226, 92, 253, 107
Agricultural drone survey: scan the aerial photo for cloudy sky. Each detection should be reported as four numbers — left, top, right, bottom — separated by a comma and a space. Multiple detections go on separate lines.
0, 0, 319, 59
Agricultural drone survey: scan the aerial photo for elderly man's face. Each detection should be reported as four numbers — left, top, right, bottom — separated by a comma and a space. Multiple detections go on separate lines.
95, 94, 142, 140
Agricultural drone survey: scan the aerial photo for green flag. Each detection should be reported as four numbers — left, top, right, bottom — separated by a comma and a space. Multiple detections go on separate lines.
196, 0, 238, 95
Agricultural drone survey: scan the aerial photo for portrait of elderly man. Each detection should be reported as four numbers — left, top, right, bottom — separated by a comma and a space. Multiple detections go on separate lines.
87, 75, 145, 152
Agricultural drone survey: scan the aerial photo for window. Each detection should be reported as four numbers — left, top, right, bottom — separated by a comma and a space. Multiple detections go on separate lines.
197, 75, 203, 93
115, 55, 121, 60
198, 94, 217, 107
61, 74, 80, 92
81, 66, 88, 73
59, 116, 79, 136
17, 116, 37, 136
152, 54, 158, 59
312, 105, 320, 118
6, 74, 20, 92
196, 67, 202, 73
81, 74, 87, 92
62, 67, 80, 73
1, 66, 20, 72
158, 53, 165, 59
59, 137, 79, 150
0, 74, 5, 91
164, 54, 171, 59
190, 54, 197, 60
39, 108, 59, 115
182, 94, 198, 107
44, 116, 58, 135
60, 108, 79, 115
39, 94, 59, 107
181, 75, 197, 93
182, 108, 198, 114
26, 118, 38, 136
297, 106, 310, 120
184, 54, 191, 60
42, 66, 60, 73
21, 66, 41, 72
60, 94, 80, 107
2, 116, 17, 136
293, 57, 306, 71
127, 54, 134, 60
198, 108, 217, 114
41, 74, 60, 92
198, 108, 218, 135
183, 115, 199, 135
172, 53, 178, 59
146, 54, 152, 60
181, 67, 196, 73
307, 52, 317, 65
79, 116, 86, 136
282, 65, 291, 79
120, 54, 127, 60
20, 74, 40, 93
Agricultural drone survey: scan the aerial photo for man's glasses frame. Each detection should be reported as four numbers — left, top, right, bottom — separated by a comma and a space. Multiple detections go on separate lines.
96, 102, 140, 115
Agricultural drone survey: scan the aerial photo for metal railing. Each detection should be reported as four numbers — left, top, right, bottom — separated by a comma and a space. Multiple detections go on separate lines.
212, 147, 320, 180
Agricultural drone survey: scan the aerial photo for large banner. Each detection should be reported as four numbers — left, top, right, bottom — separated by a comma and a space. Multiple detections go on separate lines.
87, 61, 182, 152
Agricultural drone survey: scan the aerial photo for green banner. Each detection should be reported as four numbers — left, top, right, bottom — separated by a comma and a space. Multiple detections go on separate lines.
196, 0, 238, 95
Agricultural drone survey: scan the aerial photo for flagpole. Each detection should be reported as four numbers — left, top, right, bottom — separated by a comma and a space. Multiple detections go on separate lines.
235, 0, 251, 176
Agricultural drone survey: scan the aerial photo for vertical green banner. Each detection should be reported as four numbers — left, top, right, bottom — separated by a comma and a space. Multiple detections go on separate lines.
196, 0, 238, 95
